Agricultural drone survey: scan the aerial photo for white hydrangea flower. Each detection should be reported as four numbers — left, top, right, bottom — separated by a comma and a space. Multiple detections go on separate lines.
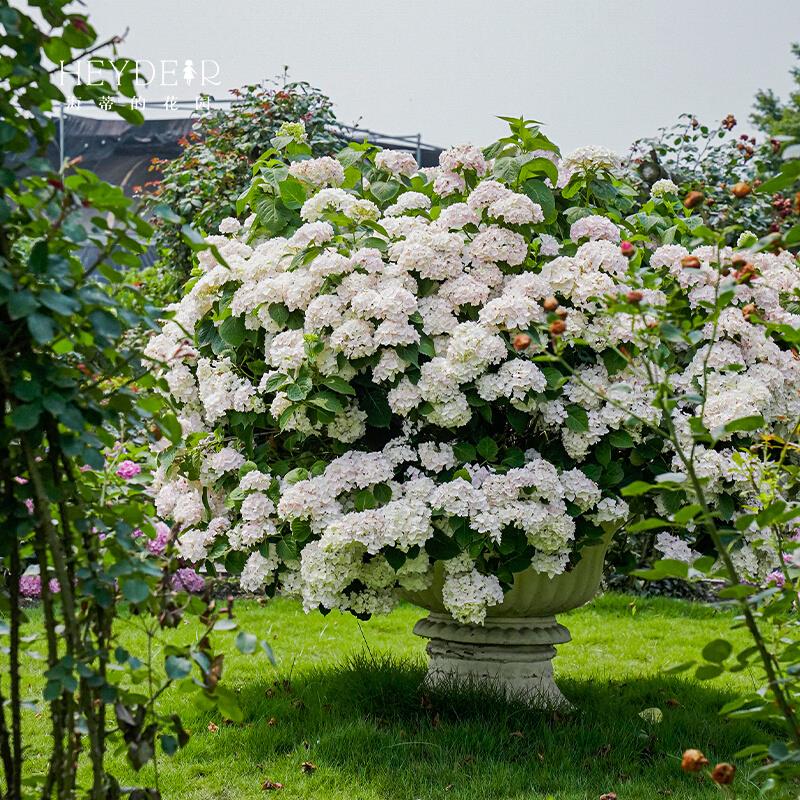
240, 548, 280, 592
218, 217, 241, 234
268, 330, 306, 371
570, 215, 621, 243
441, 554, 504, 625
487, 193, 544, 225
650, 178, 679, 198
418, 442, 457, 473
538, 233, 560, 256
561, 145, 621, 174
288, 156, 345, 188
385, 191, 431, 217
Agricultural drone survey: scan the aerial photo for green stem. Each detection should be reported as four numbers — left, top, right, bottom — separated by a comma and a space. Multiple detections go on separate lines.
7, 537, 22, 800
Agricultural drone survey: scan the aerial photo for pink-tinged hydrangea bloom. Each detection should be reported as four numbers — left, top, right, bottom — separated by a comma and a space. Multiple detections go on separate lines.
171, 568, 205, 593
19, 575, 60, 598
146, 522, 171, 556
375, 149, 418, 178
116, 460, 141, 480
765, 570, 785, 588
439, 144, 487, 176
19, 575, 41, 598
569, 215, 621, 244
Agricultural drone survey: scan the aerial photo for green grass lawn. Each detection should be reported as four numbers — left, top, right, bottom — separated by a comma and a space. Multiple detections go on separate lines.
16, 593, 770, 800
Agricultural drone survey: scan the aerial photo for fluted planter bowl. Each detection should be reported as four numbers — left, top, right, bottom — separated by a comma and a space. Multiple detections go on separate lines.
401, 529, 615, 709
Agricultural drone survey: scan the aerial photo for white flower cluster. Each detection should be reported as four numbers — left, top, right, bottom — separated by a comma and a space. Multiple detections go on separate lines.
651, 244, 800, 442
442, 554, 504, 624
288, 156, 345, 188
569, 215, 621, 243
375, 148, 419, 177
281, 440, 612, 618
561, 145, 622, 175
650, 178, 679, 198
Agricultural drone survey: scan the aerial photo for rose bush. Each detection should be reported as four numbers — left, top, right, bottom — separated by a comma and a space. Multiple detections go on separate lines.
627, 112, 796, 240
0, 5, 275, 795
148, 118, 800, 627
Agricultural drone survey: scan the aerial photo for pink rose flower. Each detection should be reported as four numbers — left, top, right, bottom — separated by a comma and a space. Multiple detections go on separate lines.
116, 460, 141, 480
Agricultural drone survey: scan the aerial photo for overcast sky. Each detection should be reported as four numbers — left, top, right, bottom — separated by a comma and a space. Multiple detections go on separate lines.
80, 0, 799, 153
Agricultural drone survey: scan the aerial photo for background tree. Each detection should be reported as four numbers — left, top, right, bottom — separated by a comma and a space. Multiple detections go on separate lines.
751, 42, 800, 140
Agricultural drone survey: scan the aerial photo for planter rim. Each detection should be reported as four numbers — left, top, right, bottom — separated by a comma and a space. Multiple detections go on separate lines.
401, 526, 617, 618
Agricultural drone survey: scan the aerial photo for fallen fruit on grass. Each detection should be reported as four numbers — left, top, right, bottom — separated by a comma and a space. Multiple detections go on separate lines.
711, 763, 736, 785
681, 749, 709, 772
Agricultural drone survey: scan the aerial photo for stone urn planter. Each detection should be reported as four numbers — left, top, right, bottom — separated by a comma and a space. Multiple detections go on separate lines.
402, 529, 615, 710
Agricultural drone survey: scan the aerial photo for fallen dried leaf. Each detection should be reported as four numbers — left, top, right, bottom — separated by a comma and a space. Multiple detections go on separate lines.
206, 722, 219, 733
267, 717, 277, 727
599, 793, 617, 800
639, 707, 663, 725
301, 761, 317, 774
261, 780, 283, 791
510, 730, 524, 738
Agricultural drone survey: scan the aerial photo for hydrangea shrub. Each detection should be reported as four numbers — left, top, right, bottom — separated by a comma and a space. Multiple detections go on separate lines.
149, 119, 800, 624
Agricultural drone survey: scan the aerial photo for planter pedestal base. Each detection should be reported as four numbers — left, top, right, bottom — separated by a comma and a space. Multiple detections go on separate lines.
413, 613, 573, 710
